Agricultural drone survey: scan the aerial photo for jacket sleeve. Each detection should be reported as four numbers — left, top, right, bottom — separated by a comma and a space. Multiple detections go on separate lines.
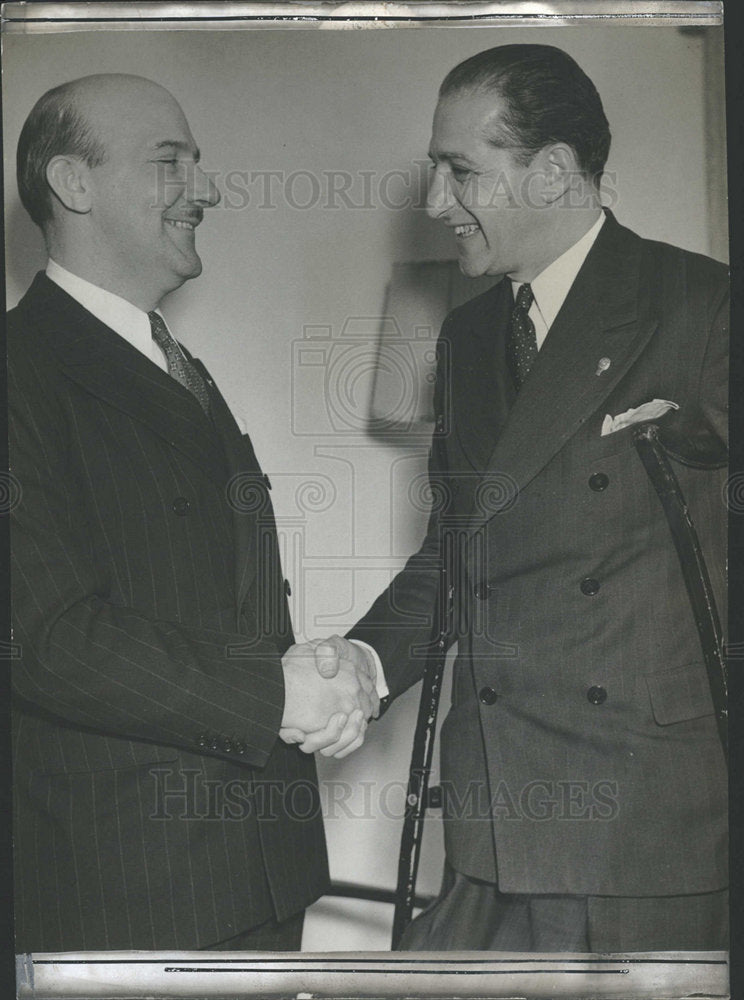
658, 263, 728, 466
348, 319, 457, 701
9, 339, 285, 769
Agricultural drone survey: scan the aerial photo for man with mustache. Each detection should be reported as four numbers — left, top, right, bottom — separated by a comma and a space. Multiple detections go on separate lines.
302, 44, 728, 953
9, 73, 378, 953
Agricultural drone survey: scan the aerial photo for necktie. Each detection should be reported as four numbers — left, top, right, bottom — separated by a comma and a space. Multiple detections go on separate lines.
507, 282, 538, 390
149, 311, 210, 414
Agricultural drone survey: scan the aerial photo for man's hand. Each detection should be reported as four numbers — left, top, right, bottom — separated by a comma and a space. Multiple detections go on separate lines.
279, 635, 380, 758
279, 640, 378, 755
279, 636, 379, 758
312, 635, 378, 690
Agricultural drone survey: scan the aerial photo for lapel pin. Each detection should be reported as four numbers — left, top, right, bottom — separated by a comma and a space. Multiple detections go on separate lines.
595, 357, 611, 376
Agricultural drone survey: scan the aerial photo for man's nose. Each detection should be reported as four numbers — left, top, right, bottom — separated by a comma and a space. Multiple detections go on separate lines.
190, 164, 221, 207
426, 167, 455, 219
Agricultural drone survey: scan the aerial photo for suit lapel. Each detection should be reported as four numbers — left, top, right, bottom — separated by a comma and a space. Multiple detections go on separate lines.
25, 275, 228, 487
23, 274, 269, 626
190, 357, 266, 615
472, 212, 658, 524
452, 277, 516, 471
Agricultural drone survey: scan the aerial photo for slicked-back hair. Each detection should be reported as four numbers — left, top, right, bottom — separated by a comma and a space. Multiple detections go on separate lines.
440, 44, 611, 184
17, 80, 108, 230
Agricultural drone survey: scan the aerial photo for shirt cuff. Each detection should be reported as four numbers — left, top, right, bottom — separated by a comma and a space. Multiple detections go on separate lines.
349, 639, 389, 699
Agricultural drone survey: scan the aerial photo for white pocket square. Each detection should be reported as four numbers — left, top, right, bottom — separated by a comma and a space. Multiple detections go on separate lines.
601, 399, 679, 437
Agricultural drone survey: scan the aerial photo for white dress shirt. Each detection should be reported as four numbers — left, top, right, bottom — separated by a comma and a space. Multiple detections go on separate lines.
46, 258, 170, 372
510, 211, 605, 349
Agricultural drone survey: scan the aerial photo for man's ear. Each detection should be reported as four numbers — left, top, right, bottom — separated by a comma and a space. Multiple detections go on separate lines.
541, 144, 580, 204
46, 155, 93, 214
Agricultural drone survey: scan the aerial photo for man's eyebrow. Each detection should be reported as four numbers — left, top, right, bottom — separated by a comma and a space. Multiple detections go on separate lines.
152, 140, 201, 162
428, 149, 478, 166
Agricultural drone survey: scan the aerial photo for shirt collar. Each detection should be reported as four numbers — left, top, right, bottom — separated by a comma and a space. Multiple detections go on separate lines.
45, 258, 163, 358
511, 212, 605, 331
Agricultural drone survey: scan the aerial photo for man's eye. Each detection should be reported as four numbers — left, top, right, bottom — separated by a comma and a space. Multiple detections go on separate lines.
451, 167, 473, 182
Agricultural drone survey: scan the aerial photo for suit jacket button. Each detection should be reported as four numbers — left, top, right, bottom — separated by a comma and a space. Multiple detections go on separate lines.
479, 686, 498, 705
172, 496, 191, 515
474, 581, 492, 600
235, 741, 247, 755
196, 734, 208, 748
587, 685, 607, 705
284, 579, 292, 597
209, 737, 219, 751
222, 738, 234, 752
589, 473, 609, 492
580, 577, 600, 596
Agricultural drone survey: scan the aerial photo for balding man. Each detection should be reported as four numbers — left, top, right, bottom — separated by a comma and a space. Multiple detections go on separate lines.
9, 74, 377, 953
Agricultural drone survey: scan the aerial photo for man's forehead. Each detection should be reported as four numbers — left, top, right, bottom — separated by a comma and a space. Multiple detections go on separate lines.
83, 87, 196, 151
73, 75, 184, 120
429, 91, 504, 157
436, 88, 506, 123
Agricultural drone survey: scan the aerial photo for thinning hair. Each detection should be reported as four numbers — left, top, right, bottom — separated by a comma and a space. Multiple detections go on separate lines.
17, 79, 108, 230
440, 44, 611, 183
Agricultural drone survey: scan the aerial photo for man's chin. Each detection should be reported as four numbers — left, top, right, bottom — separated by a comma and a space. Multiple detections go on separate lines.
457, 258, 487, 279
156, 259, 203, 301
175, 255, 203, 282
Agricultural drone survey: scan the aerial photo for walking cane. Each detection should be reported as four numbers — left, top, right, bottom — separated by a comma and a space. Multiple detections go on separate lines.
391, 557, 453, 949
633, 423, 728, 764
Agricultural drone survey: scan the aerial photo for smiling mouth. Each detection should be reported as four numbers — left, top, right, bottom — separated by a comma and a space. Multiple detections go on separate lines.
454, 223, 481, 239
164, 218, 199, 231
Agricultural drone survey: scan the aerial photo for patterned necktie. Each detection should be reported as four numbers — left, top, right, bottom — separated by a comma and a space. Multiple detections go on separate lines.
149, 312, 210, 414
507, 282, 538, 390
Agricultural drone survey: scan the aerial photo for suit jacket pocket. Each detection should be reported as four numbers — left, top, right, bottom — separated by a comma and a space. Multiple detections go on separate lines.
28, 725, 180, 775
587, 422, 637, 461
645, 662, 715, 725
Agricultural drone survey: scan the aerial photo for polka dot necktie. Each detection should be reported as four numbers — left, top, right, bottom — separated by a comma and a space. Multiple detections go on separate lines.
507, 282, 538, 390
149, 311, 210, 414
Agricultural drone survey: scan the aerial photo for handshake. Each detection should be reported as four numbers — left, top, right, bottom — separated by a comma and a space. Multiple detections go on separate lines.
279, 636, 381, 759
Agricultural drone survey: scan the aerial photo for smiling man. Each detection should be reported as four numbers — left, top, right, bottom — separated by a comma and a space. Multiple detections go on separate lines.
306, 44, 729, 952
426, 84, 606, 284
8, 73, 378, 953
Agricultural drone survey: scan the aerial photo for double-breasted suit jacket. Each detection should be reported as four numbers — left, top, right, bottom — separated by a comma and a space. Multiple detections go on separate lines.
351, 212, 728, 898
10, 273, 329, 952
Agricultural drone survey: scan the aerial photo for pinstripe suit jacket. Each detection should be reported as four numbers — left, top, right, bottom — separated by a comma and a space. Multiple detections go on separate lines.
351, 212, 728, 897
9, 273, 329, 952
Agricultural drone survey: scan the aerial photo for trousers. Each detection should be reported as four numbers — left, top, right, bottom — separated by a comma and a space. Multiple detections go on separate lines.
399, 863, 728, 952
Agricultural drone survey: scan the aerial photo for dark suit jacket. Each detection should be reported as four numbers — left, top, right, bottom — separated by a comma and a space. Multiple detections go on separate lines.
9, 273, 329, 952
351, 212, 728, 897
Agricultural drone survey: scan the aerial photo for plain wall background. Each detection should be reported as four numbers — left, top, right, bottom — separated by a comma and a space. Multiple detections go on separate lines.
3, 22, 727, 950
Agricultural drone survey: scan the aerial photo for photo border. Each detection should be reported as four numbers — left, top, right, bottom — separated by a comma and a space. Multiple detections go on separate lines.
2, 3, 740, 998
